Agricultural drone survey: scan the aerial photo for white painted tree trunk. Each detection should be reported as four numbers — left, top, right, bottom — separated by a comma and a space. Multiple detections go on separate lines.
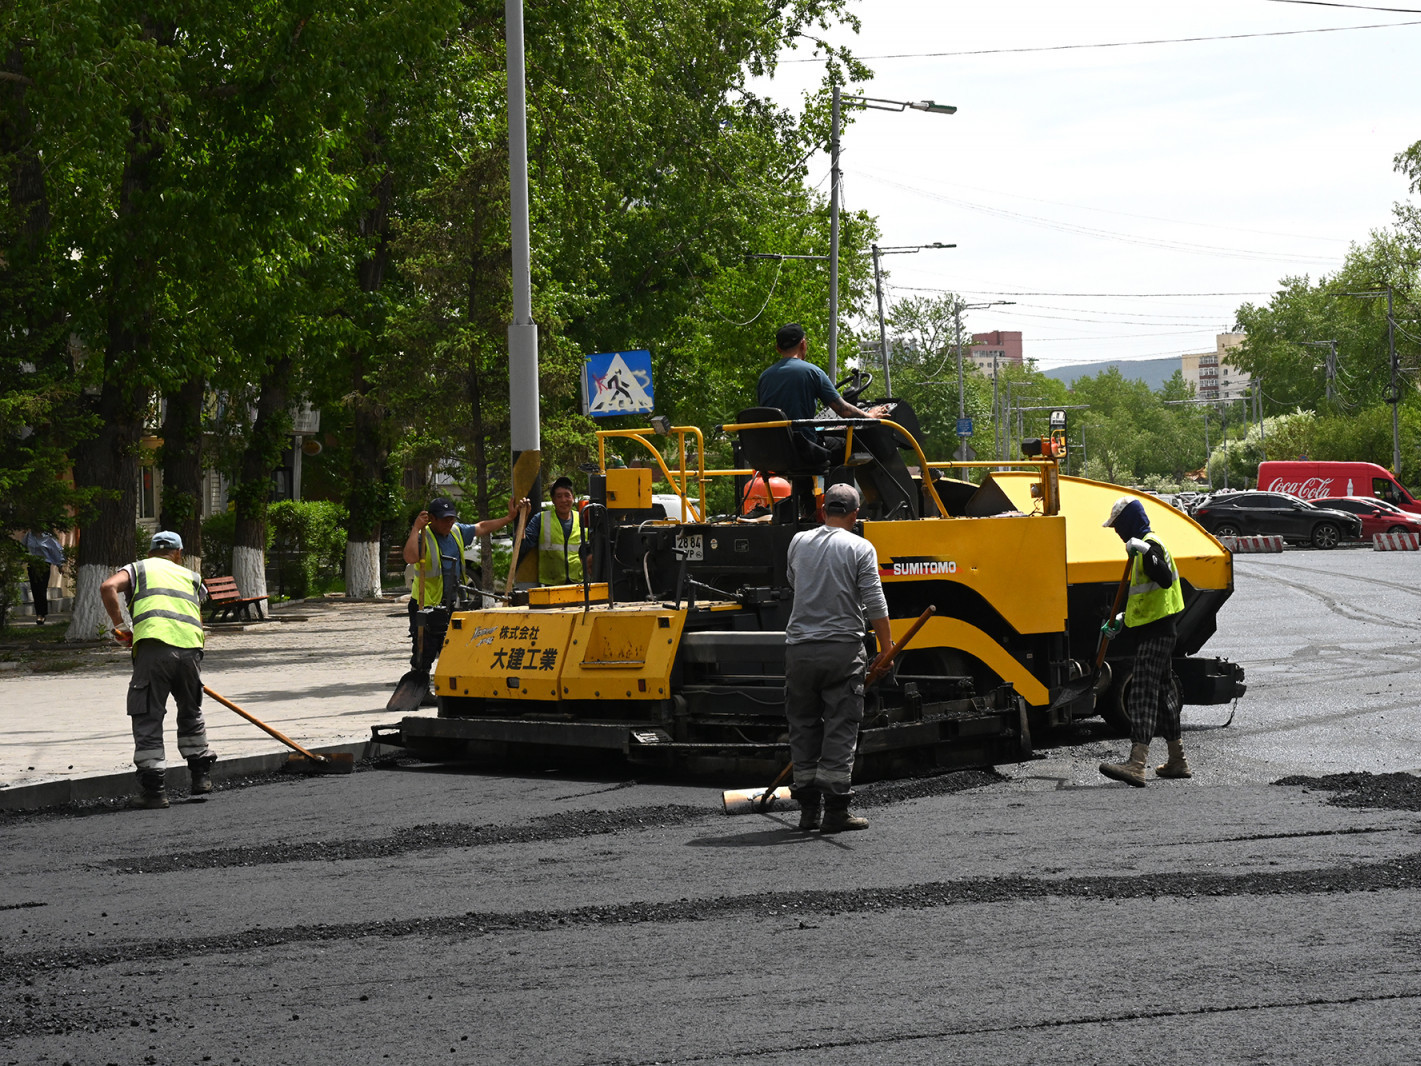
344, 540, 383, 600
232, 545, 268, 600
182, 554, 202, 575
67, 563, 122, 642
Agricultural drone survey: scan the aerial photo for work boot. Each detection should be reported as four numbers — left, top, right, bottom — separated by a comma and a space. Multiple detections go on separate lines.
1155, 739, 1192, 779
820, 792, 868, 834
1099, 743, 1150, 788
791, 787, 822, 831
187, 753, 218, 795
134, 769, 169, 810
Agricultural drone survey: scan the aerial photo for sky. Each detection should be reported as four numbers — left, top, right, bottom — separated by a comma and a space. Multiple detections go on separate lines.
752, 0, 1421, 370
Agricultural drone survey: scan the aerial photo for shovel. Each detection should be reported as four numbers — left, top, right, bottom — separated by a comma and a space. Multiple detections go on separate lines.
1044, 555, 1134, 715
722, 605, 937, 815
203, 686, 354, 775
386, 608, 432, 714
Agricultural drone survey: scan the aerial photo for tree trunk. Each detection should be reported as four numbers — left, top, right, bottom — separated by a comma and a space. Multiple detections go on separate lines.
231, 355, 293, 599
160, 375, 205, 571
341, 149, 394, 599
67, 100, 162, 641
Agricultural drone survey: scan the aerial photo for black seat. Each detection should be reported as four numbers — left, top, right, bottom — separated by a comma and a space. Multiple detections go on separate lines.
734, 407, 831, 475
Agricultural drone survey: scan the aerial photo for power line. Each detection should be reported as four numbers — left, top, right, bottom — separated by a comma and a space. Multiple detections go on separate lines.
896, 285, 1269, 298
784, 18, 1421, 61
1264, 1, 1421, 13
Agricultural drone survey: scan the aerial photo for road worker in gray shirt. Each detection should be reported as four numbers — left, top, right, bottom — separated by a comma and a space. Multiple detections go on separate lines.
783, 483, 892, 832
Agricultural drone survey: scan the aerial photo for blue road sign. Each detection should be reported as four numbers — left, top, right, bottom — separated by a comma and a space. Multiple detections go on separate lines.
583, 350, 654, 418
956, 417, 973, 437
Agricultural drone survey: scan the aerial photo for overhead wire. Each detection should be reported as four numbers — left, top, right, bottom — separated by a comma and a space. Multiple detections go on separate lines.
783, 17, 1421, 62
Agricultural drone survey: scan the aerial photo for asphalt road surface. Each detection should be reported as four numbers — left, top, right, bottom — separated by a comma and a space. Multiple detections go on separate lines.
3, 548, 1420, 1065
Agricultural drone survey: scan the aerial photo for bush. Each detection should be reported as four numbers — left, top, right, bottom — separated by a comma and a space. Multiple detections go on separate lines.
200, 511, 239, 578
268, 500, 348, 599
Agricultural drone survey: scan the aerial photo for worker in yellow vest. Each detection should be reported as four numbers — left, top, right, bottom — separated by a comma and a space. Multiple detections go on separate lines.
1097, 497, 1189, 788
521, 476, 589, 585
100, 531, 214, 810
402, 495, 528, 678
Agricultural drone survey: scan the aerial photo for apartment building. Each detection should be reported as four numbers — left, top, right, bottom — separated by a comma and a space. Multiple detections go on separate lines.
1181, 333, 1249, 401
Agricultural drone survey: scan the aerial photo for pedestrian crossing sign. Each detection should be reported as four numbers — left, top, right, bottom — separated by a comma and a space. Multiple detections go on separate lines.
583, 349, 654, 418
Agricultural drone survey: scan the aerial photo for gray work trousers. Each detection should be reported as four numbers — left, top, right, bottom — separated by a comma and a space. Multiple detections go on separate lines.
784, 640, 866, 796
127, 640, 210, 770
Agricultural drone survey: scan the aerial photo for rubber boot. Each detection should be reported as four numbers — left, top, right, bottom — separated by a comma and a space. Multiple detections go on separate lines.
134, 769, 169, 810
819, 792, 868, 833
791, 787, 822, 831
1099, 743, 1150, 788
1155, 739, 1192, 779
187, 753, 218, 795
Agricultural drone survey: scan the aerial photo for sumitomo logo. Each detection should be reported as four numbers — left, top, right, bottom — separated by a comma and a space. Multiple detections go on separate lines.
882, 558, 958, 576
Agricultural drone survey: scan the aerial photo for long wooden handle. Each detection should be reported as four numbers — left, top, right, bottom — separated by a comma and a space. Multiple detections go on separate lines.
1093, 557, 1135, 669
504, 506, 530, 599
203, 686, 322, 762
867, 605, 937, 687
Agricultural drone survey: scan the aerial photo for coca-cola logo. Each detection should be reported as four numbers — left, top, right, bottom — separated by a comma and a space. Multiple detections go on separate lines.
1265, 476, 1333, 499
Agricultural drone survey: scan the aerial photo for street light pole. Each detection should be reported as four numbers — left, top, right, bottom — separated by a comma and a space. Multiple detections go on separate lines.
871, 242, 955, 397
826, 93, 956, 380
952, 299, 1015, 419
828, 85, 841, 381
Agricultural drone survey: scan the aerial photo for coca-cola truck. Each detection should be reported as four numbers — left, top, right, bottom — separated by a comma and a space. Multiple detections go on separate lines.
1257, 461, 1421, 515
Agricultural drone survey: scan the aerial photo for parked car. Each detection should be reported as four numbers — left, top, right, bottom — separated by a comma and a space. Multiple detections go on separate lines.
1190, 491, 1364, 549
1314, 496, 1421, 539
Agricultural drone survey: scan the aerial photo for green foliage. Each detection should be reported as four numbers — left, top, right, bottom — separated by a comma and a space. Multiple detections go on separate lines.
268, 500, 349, 599
199, 511, 240, 578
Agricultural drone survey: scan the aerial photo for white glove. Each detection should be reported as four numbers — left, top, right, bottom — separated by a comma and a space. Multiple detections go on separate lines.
1126, 537, 1150, 556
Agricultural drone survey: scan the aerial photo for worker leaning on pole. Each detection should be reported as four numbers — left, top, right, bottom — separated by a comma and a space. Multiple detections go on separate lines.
1097, 497, 1191, 788
100, 531, 215, 810
403, 495, 528, 672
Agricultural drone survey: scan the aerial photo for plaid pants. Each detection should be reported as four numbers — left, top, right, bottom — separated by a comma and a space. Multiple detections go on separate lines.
1127, 630, 1181, 746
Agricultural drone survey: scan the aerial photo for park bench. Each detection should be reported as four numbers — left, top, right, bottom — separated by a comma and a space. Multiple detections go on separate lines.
204, 575, 269, 623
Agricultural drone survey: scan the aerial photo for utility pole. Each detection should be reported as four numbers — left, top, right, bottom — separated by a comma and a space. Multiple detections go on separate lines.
871, 242, 955, 397
952, 299, 1014, 419
1302, 339, 1339, 408
1344, 287, 1402, 472
506, 0, 541, 516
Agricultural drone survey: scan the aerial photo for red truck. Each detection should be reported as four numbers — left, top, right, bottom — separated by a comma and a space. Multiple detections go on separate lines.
1257, 461, 1421, 515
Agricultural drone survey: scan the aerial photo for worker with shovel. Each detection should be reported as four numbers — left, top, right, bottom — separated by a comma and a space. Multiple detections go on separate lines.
400, 496, 528, 704
783, 483, 892, 833
100, 531, 215, 810
1098, 497, 1190, 787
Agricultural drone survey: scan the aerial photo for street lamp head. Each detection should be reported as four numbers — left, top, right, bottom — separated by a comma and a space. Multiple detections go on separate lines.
908, 100, 957, 114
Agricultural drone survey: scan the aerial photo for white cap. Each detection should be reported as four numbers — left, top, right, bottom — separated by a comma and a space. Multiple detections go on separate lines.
1103, 496, 1133, 527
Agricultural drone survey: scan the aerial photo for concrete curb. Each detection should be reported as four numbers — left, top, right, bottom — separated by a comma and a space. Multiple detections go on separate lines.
0, 740, 405, 812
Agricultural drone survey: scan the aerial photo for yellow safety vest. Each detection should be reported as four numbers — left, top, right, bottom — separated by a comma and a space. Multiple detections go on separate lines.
413, 524, 466, 607
1125, 532, 1185, 628
131, 557, 205, 649
537, 506, 584, 585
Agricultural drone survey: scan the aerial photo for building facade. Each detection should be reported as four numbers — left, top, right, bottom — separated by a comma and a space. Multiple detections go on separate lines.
968, 330, 1023, 373
1181, 333, 1249, 401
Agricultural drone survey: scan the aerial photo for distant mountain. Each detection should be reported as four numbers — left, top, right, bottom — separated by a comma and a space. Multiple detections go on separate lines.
1042, 357, 1181, 391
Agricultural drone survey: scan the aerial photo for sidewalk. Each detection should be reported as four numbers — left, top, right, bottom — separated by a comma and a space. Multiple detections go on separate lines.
0, 597, 422, 809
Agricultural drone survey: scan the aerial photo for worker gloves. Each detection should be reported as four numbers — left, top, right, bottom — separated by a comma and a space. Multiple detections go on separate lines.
1100, 613, 1124, 640
1126, 537, 1150, 557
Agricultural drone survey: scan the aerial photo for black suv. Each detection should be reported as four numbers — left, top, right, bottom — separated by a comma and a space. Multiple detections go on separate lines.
1191, 491, 1363, 549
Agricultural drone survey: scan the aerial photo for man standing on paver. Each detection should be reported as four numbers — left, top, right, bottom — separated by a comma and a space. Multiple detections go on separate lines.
783, 483, 892, 832
1098, 497, 1191, 787
521, 476, 588, 586
100, 531, 215, 810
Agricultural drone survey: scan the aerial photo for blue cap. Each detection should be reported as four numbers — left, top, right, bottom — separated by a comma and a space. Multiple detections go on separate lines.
150, 531, 183, 552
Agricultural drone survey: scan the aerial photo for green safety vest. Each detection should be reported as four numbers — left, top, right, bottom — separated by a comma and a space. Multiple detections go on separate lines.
537, 506, 584, 585
413, 524, 466, 607
131, 557, 205, 649
1125, 532, 1185, 628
